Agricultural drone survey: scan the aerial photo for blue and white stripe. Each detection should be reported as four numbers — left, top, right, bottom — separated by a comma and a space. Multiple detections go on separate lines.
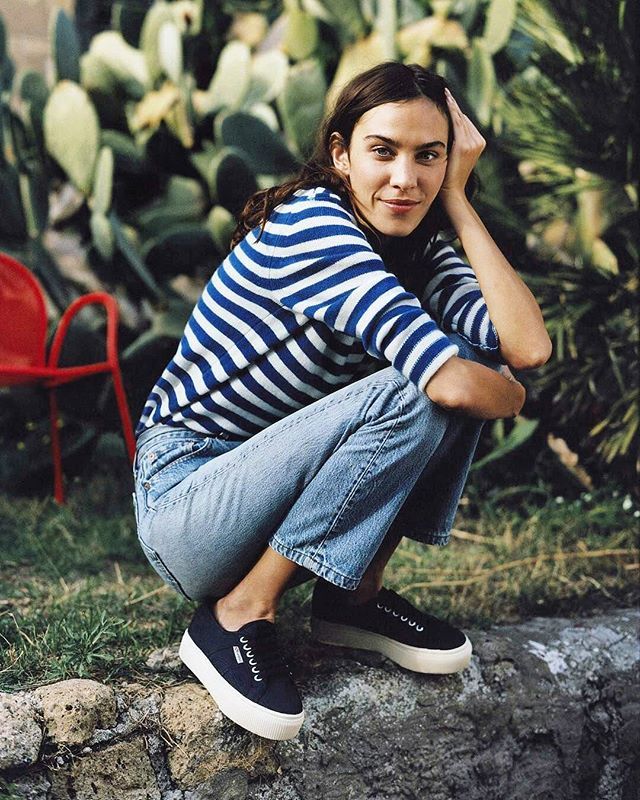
137, 187, 500, 439
422, 245, 500, 353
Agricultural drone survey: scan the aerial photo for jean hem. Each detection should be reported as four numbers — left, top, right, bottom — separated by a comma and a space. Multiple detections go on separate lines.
411, 529, 451, 547
269, 536, 360, 591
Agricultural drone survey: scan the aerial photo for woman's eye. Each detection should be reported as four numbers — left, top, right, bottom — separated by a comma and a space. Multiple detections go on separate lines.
373, 146, 393, 157
418, 151, 438, 161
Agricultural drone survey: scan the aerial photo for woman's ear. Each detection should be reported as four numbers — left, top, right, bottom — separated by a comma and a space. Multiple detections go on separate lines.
329, 132, 350, 176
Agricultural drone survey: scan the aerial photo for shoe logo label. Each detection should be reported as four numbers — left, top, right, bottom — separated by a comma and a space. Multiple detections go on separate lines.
233, 645, 244, 664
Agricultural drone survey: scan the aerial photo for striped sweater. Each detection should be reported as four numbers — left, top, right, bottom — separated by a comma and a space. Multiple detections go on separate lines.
137, 186, 500, 439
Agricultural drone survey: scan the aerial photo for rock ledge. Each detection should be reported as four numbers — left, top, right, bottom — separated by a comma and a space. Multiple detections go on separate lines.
1, 609, 637, 800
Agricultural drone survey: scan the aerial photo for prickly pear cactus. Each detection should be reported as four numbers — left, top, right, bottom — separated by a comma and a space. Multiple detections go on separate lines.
51, 8, 81, 83
92, 146, 114, 216
278, 59, 326, 159
0, 0, 533, 486
44, 81, 100, 195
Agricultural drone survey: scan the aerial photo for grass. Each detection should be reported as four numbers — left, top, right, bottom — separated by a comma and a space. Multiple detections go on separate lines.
0, 443, 637, 692
388, 483, 639, 628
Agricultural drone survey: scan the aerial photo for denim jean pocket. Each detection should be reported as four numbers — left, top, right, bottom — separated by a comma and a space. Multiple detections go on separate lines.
137, 431, 213, 510
138, 537, 192, 600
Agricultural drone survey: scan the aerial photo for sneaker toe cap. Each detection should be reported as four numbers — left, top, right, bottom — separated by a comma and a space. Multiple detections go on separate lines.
260, 679, 303, 715
422, 615, 467, 650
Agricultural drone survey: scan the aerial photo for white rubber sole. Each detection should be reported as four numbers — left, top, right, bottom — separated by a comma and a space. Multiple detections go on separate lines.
179, 630, 304, 740
311, 618, 472, 674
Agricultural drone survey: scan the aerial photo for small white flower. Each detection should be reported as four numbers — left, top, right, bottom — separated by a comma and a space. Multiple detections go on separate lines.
622, 496, 633, 511
633, 510, 640, 519
613, 490, 619, 497
555, 496, 564, 504
582, 493, 592, 502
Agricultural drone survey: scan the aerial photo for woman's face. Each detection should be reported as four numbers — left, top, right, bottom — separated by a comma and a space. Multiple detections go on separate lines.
331, 97, 449, 237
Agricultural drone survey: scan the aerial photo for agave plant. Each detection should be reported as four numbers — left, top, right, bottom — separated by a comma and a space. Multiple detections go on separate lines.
499, 0, 638, 480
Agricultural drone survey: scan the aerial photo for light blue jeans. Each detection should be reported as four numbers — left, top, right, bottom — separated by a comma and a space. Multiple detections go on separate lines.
132, 334, 498, 601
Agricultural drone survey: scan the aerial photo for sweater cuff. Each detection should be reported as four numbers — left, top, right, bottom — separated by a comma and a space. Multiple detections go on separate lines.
414, 342, 459, 394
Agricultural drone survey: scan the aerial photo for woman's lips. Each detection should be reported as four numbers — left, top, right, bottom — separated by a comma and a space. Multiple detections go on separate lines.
380, 199, 420, 214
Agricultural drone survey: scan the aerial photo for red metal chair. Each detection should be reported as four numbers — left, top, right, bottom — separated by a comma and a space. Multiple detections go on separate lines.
0, 252, 136, 503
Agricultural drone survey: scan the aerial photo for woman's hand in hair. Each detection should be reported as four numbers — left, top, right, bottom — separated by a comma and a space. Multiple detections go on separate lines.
439, 88, 485, 202
425, 356, 526, 420
433, 90, 552, 372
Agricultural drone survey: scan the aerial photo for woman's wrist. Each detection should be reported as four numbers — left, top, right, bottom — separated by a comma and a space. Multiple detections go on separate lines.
439, 186, 468, 205
439, 190, 475, 224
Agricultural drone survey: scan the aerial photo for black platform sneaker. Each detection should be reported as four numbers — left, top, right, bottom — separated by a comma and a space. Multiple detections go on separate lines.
179, 603, 304, 740
311, 581, 472, 674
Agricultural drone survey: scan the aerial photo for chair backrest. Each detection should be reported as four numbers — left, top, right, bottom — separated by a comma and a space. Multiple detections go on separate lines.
0, 253, 48, 368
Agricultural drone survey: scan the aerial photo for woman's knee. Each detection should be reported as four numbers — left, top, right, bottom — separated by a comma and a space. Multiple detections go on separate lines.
384, 369, 452, 439
357, 367, 451, 454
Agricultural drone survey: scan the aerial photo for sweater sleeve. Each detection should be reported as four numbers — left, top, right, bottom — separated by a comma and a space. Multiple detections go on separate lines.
421, 238, 502, 359
263, 190, 459, 392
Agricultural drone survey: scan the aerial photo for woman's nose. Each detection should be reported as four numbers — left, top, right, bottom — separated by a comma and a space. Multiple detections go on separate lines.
389, 157, 418, 190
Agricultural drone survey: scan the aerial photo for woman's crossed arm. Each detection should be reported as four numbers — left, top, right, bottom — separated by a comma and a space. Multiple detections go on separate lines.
421, 89, 550, 420
441, 88, 552, 372
426, 356, 526, 420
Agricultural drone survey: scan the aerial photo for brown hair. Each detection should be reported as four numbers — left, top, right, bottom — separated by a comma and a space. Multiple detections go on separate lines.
230, 61, 477, 273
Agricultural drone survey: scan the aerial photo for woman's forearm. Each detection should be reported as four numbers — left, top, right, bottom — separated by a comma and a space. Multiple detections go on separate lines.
441, 192, 552, 371
426, 356, 526, 420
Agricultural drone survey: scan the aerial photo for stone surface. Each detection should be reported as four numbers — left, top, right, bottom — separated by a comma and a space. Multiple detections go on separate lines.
184, 768, 250, 800
0, 773, 50, 800
47, 737, 160, 800
160, 682, 224, 744
87, 684, 161, 747
1, 610, 637, 800
0, 692, 43, 770
145, 644, 182, 674
245, 608, 640, 800
160, 684, 276, 790
35, 679, 117, 747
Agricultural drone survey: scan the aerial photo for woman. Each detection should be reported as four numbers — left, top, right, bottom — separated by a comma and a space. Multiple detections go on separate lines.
132, 62, 551, 741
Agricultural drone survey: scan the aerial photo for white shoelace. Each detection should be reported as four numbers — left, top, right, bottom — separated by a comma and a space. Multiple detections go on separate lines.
238, 631, 292, 682
376, 601, 424, 632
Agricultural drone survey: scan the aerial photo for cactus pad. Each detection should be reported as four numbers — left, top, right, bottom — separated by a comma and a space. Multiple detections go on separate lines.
44, 81, 101, 195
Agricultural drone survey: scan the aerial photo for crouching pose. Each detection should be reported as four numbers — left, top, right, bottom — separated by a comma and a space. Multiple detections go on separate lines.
132, 62, 551, 740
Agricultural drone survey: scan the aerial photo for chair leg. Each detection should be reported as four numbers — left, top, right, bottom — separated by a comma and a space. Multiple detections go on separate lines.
110, 364, 136, 463
49, 388, 65, 504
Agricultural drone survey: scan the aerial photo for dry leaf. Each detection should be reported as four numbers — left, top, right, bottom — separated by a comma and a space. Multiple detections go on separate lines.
547, 433, 593, 490
131, 82, 180, 132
